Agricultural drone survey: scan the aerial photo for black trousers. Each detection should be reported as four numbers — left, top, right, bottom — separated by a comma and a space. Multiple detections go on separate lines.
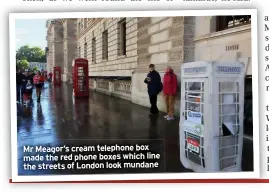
17, 84, 23, 101
35, 84, 42, 102
149, 94, 159, 114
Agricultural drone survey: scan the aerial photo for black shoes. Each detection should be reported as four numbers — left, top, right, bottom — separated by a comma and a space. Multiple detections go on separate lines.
149, 110, 159, 116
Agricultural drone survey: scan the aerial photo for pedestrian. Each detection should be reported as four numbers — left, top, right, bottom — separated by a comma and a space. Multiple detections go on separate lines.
41, 72, 46, 88
33, 70, 45, 103
48, 72, 52, 83
30, 71, 35, 83
16, 68, 24, 103
21, 71, 33, 102
163, 66, 178, 121
144, 64, 162, 115
43, 72, 47, 82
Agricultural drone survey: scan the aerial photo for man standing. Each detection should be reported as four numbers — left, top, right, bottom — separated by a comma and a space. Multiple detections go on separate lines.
30, 71, 35, 83
144, 64, 162, 115
21, 71, 33, 99
16, 68, 23, 103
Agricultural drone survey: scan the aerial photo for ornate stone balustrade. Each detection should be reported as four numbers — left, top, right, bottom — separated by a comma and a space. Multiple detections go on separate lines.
91, 78, 132, 100
88, 78, 95, 89
96, 79, 109, 90
112, 80, 132, 99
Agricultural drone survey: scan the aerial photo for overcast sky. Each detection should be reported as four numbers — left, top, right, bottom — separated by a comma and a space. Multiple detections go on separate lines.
15, 19, 47, 50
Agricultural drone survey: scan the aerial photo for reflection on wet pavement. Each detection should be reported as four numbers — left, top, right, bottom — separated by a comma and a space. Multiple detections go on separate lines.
17, 83, 253, 175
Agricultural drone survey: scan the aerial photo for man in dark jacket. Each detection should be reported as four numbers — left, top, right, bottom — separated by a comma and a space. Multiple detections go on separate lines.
21, 71, 33, 96
144, 64, 162, 114
16, 68, 23, 103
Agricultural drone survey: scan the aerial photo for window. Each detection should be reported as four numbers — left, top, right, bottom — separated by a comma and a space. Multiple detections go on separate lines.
118, 18, 126, 56
92, 38, 96, 63
84, 43, 87, 59
78, 47, 81, 58
216, 15, 251, 32
102, 30, 108, 60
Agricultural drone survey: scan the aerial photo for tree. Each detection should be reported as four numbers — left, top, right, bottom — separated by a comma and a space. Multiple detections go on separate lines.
16, 45, 46, 62
32, 66, 38, 72
16, 59, 29, 70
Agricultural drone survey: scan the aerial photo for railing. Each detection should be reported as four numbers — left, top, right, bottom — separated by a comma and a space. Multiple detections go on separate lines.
89, 78, 95, 89
96, 79, 109, 90
67, 75, 73, 84
113, 80, 132, 96
91, 78, 132, 100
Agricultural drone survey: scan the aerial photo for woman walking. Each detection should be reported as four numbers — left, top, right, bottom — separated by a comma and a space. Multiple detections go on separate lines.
163, 66, 178, 121
33, 70, 45, 103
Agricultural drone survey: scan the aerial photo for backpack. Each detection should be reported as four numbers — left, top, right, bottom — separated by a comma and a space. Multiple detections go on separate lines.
26, 81, 32, 90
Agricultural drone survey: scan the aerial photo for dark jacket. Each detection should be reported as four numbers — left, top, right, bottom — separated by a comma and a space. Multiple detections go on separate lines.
21, 74, 33, 90
144, 70, 161, 96
16, 72, 23, 85
30, 73, 35, 82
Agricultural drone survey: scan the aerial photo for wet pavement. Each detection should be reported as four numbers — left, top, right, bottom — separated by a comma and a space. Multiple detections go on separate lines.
17, 83, 253, 175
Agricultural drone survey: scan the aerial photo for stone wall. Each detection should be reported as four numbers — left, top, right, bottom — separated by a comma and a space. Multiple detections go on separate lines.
194, 16, 252, 75
53, 21, 64, 70
47, 19, 64, 75
132, 17, 195, 116
46, 24, 54, 73
63, 19, 77, 82
77, 18, 138, 77
63, 20, 68, 81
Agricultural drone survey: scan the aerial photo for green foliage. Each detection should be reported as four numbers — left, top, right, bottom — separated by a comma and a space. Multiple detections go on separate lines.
16, 45, 46, 62
16, 59, 29, 70
32, 66, 38, 72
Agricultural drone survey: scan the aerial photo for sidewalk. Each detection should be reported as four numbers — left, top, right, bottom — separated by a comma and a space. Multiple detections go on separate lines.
16, 83, 253, 175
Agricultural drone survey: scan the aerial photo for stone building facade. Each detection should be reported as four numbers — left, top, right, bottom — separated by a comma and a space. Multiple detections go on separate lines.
29, 62, 47, 71
132, 17, 195, 114
77, 18, 137, 100
62, 19, 77, 82
76, 17, 194, 114
46, 19, 64, 75
194, 16, 251, 76
47, 16, 252, 119
194, 16, 252, 136
46, 20, 53, 73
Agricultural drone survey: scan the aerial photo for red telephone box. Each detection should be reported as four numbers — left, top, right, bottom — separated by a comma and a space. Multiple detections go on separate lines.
53, 66, 61, 85
72, 58, 89, 97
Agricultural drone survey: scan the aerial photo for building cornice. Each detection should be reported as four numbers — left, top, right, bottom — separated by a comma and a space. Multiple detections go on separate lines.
47, 19, 64, 34
194, 24, 251, 42
61, 18, 77, 23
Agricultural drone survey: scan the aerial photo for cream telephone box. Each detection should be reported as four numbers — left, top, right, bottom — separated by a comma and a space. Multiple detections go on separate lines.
180, 61, 245, 172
